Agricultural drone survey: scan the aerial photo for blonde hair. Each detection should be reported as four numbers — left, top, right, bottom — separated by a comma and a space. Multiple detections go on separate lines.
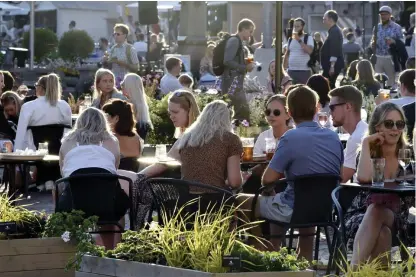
121, 73, 153, 129
178, 100, 231, 149
38, 73, 62, 106
93, 68, 118, 100
168, 89, 200, 138
0, 91, 23, 118
114, 23, 129, 35
356, 59, 378, 86
368, 102, 408, 158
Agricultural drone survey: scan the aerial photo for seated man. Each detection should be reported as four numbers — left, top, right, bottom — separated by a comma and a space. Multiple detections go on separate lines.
238, 85, 344, 261
160, 57, 183, 95
178, 74, 194, 91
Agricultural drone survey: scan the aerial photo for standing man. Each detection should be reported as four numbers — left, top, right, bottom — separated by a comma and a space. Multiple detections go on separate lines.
372, 6, 403, 89
222, 18, 256, 120
283, 17, 314, 84
321, 10, 344, 89
329, 85, 367, 183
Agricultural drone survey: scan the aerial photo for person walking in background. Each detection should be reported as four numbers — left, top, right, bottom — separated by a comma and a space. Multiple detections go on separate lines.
321, 10, 344, 89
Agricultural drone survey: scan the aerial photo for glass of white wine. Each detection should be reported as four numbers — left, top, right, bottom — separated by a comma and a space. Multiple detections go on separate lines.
398, 149, 411, 186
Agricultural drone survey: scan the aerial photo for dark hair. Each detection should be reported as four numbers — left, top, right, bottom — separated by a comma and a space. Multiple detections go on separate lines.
178, 74, 193, 88
406, 57, 415, 69
100, 37, 108, 45
399, 69, 415, 94
137, 33, 145, 41
69, 20, 76, 27
347, 60, 359, 80
346, 32, 354, 40
1, 71, 14, 92
102, 99, 136, 137
165, 57, 181, 71
237, 18, 255, 32
326, 10, 339, 23
329, 85, 363, 113
294, 17, 306, 26
306, 74, 330, 107
287, 85, 318, 122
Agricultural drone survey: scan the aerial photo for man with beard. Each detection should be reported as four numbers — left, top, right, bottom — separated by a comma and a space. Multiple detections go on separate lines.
283, 18, 314, 84
321, 10, 344, 89
329, 85, 367, 183
372, 6, 403, 88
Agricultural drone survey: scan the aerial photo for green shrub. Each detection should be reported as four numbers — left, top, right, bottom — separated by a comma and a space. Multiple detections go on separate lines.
23, 28, 58, 62
58, 30, 94, 62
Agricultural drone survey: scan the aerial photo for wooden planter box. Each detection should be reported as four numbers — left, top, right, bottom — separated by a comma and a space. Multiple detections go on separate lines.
0, 237, 76, 277
77, 255, 315, 277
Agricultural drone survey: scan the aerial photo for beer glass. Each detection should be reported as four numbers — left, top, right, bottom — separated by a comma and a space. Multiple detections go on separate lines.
371, 158, 385, 187
265, 138, 276, 161
241, 138, 254, 162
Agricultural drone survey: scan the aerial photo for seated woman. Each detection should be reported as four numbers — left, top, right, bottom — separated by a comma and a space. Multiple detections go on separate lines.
244, 95, 291, 194
340, 59, 359, 85
0, 91, 24, 134
267, 60, 293, 94
353, 59, 381, 97
307, 74, 334, 129
348, 102, 414, 268
15, 73, 72, 192
59, 107, 128, 249
92, 68, 126, 109
103, 99, 142, 172
139, 90, 200, 177
120, 73, 153, 141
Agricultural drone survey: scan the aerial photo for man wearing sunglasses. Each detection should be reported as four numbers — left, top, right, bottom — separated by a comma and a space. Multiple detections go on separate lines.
329, 85, 368, 183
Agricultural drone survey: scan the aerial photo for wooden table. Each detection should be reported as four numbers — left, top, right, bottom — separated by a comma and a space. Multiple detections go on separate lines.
0, 155, 60, 198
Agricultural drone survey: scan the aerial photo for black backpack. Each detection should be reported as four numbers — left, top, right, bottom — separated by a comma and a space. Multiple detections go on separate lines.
212, 35, 242, 76
288, 33, 318, 68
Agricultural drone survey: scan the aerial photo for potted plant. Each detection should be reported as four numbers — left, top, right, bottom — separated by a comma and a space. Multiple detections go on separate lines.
23, 28, 58, 63
58, 30, 95, 63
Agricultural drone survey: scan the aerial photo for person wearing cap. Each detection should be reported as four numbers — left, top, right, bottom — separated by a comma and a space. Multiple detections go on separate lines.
371, 6, 403, 88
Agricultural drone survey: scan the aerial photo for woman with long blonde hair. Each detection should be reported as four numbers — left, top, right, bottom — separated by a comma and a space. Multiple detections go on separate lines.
0, 91, 23, 125
354, 59, 381, 96
92, 68, 126, 109
120, 73, 153, 140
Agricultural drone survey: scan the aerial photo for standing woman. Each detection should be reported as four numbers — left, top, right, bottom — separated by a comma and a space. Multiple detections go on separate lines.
92, 69, 127, 109
120, 73, 153, 140
15, 73, 72, 191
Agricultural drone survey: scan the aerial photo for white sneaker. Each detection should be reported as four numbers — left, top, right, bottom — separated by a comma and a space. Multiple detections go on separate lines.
45, 181, 54, 191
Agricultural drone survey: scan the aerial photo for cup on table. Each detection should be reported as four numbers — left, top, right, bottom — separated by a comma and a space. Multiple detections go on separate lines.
371, 158, 385, 187
38, 142, 49, 155
84, 95, 92, 107
265, 138, 276, 161
155, 144, 167, 160
378, 89, 390, 100
241, 138, 254, 162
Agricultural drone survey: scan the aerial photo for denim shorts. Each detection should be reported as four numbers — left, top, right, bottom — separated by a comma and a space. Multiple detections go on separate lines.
258, 193, 293, 223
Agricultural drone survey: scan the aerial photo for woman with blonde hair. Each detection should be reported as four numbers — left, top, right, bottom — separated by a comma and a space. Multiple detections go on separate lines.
354, 59, 381, 96
344, 102, 414, 268
92, 68, 126, 109
139, 89, 200, 177
0, 91, 23, 125
120, 73, 152, 140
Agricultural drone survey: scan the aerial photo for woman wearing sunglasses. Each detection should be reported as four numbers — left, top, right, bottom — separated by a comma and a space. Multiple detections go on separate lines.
347, 102, 414, 268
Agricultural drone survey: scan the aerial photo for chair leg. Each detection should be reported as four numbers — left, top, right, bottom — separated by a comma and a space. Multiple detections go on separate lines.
326, 227, 338, 275
313, 227, 320, 270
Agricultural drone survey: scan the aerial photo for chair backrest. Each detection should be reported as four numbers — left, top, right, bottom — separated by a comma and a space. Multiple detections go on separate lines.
146, 178, 234, 224
290, 174, 341, 225
119, 157, 140, 172
28, 124, 71, 154
55, 168, 132, 225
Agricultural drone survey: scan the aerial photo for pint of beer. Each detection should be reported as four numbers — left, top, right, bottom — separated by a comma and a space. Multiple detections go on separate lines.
241, 138, 254, 162
265, 138, 276, 161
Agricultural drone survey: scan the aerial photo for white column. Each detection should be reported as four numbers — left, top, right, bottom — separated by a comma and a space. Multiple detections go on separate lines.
262, 2, 273, 48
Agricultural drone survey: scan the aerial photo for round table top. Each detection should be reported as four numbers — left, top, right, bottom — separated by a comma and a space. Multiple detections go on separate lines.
138, 156, 181, 167
0, 154, 59, 164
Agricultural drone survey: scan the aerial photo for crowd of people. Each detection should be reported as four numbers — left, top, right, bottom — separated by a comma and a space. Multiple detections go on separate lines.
0, 4, 414, 271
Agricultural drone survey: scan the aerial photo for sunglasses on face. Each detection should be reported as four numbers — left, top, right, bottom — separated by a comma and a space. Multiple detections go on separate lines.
383, 120, 406, 130
329, 102, 346, 112
264, 109, 281, 117
113, 33, 123, 36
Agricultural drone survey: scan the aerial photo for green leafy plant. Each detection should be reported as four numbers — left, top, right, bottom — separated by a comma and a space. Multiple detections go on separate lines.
43, 210, 105, 270
58, 30, 95, 62
23, 28, 58, 62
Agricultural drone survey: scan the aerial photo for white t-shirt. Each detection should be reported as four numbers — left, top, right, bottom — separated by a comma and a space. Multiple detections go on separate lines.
160, 73, 183, 95
387, 96, 415, 107
344, 120, 368, 170
288, 34, 314, 71
254, 128, 278, 155
133, 41, 148, 53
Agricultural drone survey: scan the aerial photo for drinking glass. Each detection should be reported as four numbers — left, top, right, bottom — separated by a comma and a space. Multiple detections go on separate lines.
318, 112, 328, 127
241, 138, 254, 162
371, 158, 385, 187
398, 149, 411, 185
265, 138, 276, 161
38, 142, 49, 155
155, 144, 167, 160
84, 95, 92, 107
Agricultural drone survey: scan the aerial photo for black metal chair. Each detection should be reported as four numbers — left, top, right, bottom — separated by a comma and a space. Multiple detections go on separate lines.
251, 174, 341, 274
145, 178, 234, 226
54, 168, 134, 233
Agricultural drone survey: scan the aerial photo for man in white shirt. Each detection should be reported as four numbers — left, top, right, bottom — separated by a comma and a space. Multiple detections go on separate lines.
329, 85, 368, 183
283, 17, 314, 84
160, 57, 183, 95
387, 69, 415, 107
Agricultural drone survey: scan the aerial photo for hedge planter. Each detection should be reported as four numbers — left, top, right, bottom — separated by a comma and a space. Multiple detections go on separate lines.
77, 256, 316, 277
0, 237, 76, 277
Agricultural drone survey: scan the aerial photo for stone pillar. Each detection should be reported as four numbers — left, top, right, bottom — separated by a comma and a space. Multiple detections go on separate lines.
262, 2, 273, 48
178, 2, 207, 78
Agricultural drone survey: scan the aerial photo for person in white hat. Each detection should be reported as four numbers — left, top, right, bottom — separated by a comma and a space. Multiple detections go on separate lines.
371, 5, 403, 88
